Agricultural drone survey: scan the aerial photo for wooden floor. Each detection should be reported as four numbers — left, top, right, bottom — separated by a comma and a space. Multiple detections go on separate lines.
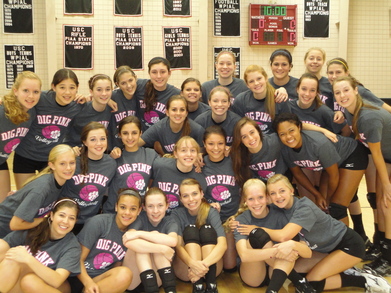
6, 154, 389, 292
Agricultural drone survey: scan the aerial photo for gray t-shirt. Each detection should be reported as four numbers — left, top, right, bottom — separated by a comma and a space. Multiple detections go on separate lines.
4, 230, 81, 274
249, 133, 288, 181
195, 110, 241, 145
151, 157, 207, 211
66, 101, 112, 147
283, 196, 347, 253
141, 116, 205, 153
268, 76, 299, 100
0, 173, 63, 238
281, 130, 357, 170
77, 213, 142, 278
0, 105, 36, 165
233, 206, 288, 243
135, 80, 180, 130
16, 90, 83, 161
60, 155, 116, 224
138, 211, 179, 234
170, 206, 225, 238
202, 156, 240, 222
319, 77, 334, 110
103, 147, 158, 214
289, 100, 346, 134
345, 105, 391, 161
188, 102, 210, 121
231, 89, 291, 134
201, 78, 248, 104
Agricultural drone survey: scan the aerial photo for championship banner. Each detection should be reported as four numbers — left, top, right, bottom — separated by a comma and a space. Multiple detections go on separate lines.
64, 25, 93, 69
4, 45, 34, 89
214, 0, 240, 36
304, 0, 329, 38
163, 27, 191, 69
3, 0, 33, 33
163, 0, 190, 17
64, 0, 93, 15
213, 47, 240, 79
114, 0, 142, 16
115, 27, 143, 70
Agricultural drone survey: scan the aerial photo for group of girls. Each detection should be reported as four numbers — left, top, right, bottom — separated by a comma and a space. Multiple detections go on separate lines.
1, 47, 391, 293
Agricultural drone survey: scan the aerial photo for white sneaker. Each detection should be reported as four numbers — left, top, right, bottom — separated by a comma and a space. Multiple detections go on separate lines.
361, 271, 391, 293
344, 267, 363, 276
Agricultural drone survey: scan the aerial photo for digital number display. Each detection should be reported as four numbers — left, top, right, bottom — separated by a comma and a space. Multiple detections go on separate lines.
249, 4, 297, 46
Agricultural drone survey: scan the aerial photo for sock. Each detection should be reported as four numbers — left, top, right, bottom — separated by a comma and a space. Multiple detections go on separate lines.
340, 273, 366, 288
204, 263, 216, 286
309, 280, 326, 293
223, 266, 237, 273
140, 269, 159, 293
157, 267, 176, 293
288, 269, 305, 286
266, 269, 287, 293
350, 214, 366, 239
382, 238, 391, 262
373, 223, 380, 245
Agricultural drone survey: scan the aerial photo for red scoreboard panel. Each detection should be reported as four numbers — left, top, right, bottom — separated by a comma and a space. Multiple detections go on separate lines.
249, 4, 297, 46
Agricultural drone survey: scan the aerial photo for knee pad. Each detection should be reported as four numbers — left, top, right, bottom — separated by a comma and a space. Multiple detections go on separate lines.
183, 224, 200, 245
367, 192, 377, 209
199, 224, 217, 246
249, 228, 271, 249
328, 202, 348, 220
350, 190, 358, 203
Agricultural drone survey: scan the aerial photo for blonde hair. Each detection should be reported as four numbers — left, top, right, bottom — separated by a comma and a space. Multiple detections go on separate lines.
224, 179, 266, 232
3, 71, 42, 124
180, 178, 210, 228
174, 136, 200, 155
243, 65, 277, 119
304, 47, 326, 62
23, 144, 75, 186
266, 174, 294, 192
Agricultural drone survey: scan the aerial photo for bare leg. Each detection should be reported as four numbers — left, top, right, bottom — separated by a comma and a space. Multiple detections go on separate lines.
0, 170, 11, 203
14, 173, 35, 190
92, 266, 133, 293
20, 273, 69, 293
122, 249, 141, 290
222, 230, 237, 271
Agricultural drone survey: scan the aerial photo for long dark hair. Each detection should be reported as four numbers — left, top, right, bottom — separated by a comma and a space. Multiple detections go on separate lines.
51, 68, 79, 88
145, 57, 171, 112
80, 122, 108, 175
26, 198, 79, 256
231, 117, 263, 188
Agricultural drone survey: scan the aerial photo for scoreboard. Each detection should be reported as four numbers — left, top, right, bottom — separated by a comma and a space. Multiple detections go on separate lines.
249, 4, 297, 46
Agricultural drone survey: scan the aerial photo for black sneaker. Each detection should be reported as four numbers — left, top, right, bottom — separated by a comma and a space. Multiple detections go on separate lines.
295, 278, 316, 293
205, 283, 218, 293
366, 258, 391, 277
364, 244, 382, 261
193, 283, 205, 293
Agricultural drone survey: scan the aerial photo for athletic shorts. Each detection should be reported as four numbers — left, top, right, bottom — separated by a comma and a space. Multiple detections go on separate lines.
331, 228, 365, 259
13, 152, 47, 173
339, 143, 368, 170
0, 161, 8, 171
67, 276, 83, 293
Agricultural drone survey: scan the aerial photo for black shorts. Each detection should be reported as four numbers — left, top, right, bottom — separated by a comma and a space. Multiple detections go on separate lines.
13, 152, 47, 174
67, 276, 84, 293
339, 143, 368, 170
0, 161, 8, 171
331, 228, 365, 259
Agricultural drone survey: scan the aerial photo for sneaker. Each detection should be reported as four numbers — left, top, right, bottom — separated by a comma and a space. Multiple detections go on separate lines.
366, 258, 391, 277
344, 266, 364, 276
361, 271, 391, 293
364, 244, 382, 261
193, 283, 205, 293
205, 283, 218, 293
295, 278, 316, 293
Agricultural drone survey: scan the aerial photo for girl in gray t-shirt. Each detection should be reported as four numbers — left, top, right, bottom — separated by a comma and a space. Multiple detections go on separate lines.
172, 178, 227, 293
0, 198, 81, 292
0, 71, 41, 202
265, 174, 390, 293
334, 76, 391, 276
123, 187, 179, 292
274, 113, 367, 224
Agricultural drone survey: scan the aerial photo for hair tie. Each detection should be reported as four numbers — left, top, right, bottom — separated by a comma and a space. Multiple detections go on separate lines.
270, 49, 292, 64
53, 198, 77, 209
328, 59, 349, 71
